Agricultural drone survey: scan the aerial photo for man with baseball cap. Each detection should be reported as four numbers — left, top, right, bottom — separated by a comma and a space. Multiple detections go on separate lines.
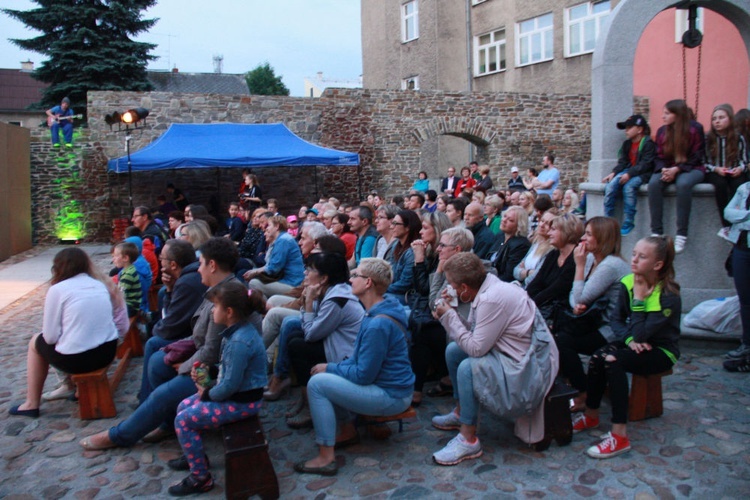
602, 114, 656, 236
508, 166, 525, 192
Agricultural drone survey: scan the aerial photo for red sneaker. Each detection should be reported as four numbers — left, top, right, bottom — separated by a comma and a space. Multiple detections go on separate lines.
572, 413, 599, 433
586, 432, 631, 459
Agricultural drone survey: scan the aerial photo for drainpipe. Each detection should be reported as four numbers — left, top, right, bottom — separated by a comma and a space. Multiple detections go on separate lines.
465, 0, 474, 162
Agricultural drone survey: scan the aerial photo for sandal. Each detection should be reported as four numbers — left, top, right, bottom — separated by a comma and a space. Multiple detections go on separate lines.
79, 431, 117, 451
426, 381, 453, 398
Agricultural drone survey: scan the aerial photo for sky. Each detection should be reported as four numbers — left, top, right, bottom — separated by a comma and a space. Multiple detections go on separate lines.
0, 0, 363, 96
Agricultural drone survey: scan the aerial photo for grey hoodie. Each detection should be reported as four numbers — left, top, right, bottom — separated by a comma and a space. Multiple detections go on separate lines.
300, 282, 364, 363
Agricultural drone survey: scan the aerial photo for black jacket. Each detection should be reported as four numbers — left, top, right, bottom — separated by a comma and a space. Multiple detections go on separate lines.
152, 261, 208, 341
612, 135, 657, 182
488, 235, 532, 282
470, 221, 497, 260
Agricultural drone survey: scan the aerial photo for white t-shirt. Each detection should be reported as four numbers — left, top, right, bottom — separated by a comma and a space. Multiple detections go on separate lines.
42, 273, 119, 354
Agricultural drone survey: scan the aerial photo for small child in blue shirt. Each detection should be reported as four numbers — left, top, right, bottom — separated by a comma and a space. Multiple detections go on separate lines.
168, 281, 267, 496
225, 201, 245, 243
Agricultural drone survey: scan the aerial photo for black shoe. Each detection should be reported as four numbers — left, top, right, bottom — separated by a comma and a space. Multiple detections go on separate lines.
167, 454, 211, 471
9, 405, 40, 418
167, 474, 214, 496
724, 355, 750, 372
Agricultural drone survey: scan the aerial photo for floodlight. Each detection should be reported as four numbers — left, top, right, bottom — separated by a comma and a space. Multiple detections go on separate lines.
122, 108, 149, 124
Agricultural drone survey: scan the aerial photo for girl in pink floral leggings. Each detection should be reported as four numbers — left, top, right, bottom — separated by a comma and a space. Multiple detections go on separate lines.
168, 281, 267, 496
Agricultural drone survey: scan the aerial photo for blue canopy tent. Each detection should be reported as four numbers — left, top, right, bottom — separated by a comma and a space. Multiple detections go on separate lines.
107, 123, 361, 206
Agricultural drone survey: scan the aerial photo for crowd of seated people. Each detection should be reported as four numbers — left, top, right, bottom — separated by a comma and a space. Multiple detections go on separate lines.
13, 119, 750, 495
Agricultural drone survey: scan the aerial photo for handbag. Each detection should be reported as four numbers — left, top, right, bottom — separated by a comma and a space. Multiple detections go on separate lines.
162, 338, 197, 365
554, 296, 609, 336
255, 270, 283, 284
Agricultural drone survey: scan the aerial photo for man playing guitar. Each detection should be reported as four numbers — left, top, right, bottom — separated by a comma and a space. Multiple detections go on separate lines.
46, 97, 79, 148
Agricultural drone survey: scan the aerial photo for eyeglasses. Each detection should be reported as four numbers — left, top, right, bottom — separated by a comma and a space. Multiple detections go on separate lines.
436, 242, 455, 249
132, 213, 144, 218
350, 272, 370, 280
391, 221, 405, 226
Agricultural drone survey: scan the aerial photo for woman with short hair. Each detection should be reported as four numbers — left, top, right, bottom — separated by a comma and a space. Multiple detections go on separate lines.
487, 206, 532, 282
526, 213, 584, 325
430, 253, 558, 465
295, 258, 414, 476
244, 215, 305, 297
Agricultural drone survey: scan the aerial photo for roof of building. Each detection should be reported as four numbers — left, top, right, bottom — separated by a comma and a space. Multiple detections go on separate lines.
0, 67, 249, 112
147, 71, 249, 94
0, 69, 47, 111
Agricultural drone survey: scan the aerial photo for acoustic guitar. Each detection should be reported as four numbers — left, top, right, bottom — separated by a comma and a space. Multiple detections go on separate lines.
47, 114, 83, 127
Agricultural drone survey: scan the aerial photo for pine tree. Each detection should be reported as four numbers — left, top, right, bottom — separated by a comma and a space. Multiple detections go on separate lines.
2, 0, 158, 111
245, 62, 290, 96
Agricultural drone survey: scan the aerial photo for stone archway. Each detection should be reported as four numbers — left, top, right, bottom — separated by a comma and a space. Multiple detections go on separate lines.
411, 116, 496, 166
589, 0, 750, 180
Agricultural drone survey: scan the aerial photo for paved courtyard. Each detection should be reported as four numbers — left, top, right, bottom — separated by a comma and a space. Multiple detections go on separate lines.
0, 246, 748, 498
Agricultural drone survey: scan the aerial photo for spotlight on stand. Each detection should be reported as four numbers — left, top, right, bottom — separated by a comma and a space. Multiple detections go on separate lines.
104, 108, 149, 130
122, 108, 149, 125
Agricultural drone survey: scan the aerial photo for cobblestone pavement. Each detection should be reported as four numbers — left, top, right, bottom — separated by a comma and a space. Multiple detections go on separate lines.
0, 248, 749, 498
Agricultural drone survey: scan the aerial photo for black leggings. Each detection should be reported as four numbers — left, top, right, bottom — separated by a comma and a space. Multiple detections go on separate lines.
409, 321, 448, 392
555, 330, 607, 392
585, 342, 674, 424
288, 337, 326, 386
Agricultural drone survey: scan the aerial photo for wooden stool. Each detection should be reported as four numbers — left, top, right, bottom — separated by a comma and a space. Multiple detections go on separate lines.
531, 380, 579, 451
116, 316, 144, 359
71, 347, 131, 420
360, 407, 417, 439
222, 415, 279, 500
629, 369, 673, 422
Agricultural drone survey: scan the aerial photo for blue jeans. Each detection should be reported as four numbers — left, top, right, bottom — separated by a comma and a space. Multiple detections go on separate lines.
139, 336, 173, 404
445, 342, 479, 426
603, 173, 643, 222
648, 170, 705, 237
50, 121, 73, 145
274, 316, 304, 378
307, 373, 411, 447
109, 373, 197, 446
733, 246, 750, 345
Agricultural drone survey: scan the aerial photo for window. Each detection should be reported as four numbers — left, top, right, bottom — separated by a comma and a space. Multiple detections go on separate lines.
401, 1, 419, 43
475, 29, 506, 76
402, 76, 419, 90
675, 7, 704, 43
516, 13, 553, 67
472, 0, 489, 5
565, 1, 610, 57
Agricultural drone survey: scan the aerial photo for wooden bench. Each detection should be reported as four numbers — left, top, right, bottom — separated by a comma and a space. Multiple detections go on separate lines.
222, 415, 279, 500
629, 369, 673, 422
360, 407, 417, 440
531, 380, 579, 451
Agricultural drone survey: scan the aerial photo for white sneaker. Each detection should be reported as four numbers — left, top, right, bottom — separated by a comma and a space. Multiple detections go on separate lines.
433, 433, 483, 465
674, 235, 687, 254
431, 409, 461, 430
42, 384, 75, 401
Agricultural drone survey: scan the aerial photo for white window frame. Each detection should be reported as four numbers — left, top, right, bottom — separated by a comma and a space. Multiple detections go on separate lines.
401, 1, 419, 43
472, 0, 489, 5
564, 1, 610, 58
675, 7, 704, 43
515, 13, 554, 67
402, 76, 419, 90
474, 28, 506, 76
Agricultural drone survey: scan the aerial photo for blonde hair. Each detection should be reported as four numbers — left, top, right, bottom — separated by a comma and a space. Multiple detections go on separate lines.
358, 258, 392, 294
505, 206, 529, 238
181, 220, 211, 249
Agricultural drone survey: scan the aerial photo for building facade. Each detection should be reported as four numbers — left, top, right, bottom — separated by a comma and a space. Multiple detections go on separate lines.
362, 0, 748, 131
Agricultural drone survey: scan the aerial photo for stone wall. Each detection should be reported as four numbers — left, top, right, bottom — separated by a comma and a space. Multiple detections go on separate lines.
29, 88, 644, 243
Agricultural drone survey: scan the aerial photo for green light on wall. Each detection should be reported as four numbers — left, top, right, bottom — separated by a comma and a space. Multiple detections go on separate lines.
52, 139, 87, 242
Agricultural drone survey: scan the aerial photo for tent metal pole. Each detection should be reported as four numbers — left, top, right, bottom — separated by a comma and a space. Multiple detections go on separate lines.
314, 166, 319, 201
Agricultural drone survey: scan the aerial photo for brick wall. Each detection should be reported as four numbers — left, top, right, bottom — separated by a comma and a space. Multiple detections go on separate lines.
28, 89, 647, 243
